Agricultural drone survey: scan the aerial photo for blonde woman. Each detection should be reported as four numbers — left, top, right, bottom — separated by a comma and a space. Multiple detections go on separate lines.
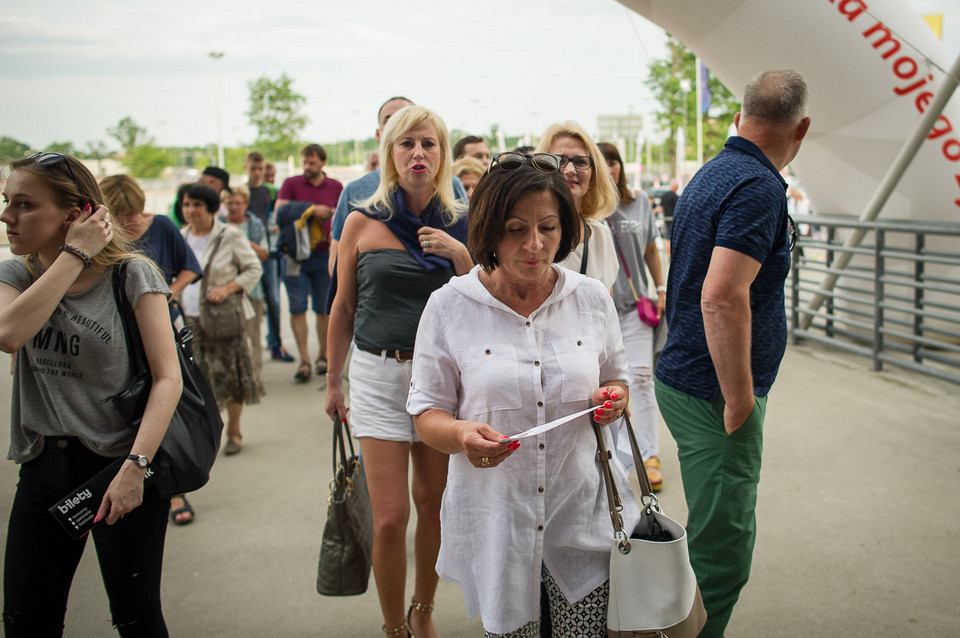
536, 121, 620, 289
451, 156, 486, 200
0, 153, 181, 634
325, 106, 471, 638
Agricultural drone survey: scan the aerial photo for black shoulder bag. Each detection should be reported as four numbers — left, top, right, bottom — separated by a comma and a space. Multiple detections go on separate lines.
106, 261, 224, 497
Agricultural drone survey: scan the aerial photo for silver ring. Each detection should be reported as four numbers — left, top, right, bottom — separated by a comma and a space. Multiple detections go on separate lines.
423, 239, 430, 248
481, 457, 490, 467
104, 220, 111, 228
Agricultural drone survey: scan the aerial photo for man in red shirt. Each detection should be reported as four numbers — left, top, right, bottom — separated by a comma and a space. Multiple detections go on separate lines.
276, 144, 343, 383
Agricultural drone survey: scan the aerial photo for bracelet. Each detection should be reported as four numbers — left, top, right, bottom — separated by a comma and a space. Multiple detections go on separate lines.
656, 284, 666, 293
326, 373, 341, 380
59, 244, 92, 269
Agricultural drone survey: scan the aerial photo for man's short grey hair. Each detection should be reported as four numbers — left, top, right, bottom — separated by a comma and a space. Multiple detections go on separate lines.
742, 69, 808, 122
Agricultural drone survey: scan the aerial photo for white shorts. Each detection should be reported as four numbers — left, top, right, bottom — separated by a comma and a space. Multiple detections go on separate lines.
347, 347, 419, 443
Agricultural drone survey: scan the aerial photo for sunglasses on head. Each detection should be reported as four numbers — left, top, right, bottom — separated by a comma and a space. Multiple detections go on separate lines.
490, 152, 563, 174
28, 152, 90, 207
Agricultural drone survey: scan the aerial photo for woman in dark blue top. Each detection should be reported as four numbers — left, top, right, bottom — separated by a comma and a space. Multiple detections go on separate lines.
325, 105, 470, 638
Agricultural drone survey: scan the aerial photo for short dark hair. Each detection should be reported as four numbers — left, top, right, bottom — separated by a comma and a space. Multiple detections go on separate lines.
377, 96, 414, 123
453, 135, 486, 160
246, 151, 264, 163
184, 184, 221, 213
301, 144, 327, 161
468, 164, 581, 272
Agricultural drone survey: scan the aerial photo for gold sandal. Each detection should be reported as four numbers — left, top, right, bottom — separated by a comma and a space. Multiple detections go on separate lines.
382, 621, 412, 637
404, 598, 434, 638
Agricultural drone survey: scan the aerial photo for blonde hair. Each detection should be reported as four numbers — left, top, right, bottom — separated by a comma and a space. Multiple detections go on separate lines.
99, 174, 146, 217
8, 155, 149, 277
536, 121, 618, 220
452, 156, 487, 180
224, 184, 250, 205
363, 105, 465, 224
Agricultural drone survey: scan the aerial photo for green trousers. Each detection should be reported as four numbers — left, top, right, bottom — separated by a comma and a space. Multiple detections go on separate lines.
655, 379, 766, 638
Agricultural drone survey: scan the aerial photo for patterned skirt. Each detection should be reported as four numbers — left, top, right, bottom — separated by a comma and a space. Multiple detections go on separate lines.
186, 316, 265, 408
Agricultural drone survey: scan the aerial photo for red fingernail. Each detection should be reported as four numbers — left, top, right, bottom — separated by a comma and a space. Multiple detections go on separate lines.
602, 390, 609, 396
596, 408, 604, 415
611, 393, 618, 399
502, 435, 511, 439
604, 401, 612, 408
509, 442, 520, 451
93, 514, 101, 524
83, 204, 91, 213
594, 415, 601, 422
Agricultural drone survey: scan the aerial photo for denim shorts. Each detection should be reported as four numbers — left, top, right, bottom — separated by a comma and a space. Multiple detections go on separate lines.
284, 250, 330, 315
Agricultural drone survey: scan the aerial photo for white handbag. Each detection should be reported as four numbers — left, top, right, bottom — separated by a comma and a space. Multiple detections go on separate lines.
593, 415, 707, 637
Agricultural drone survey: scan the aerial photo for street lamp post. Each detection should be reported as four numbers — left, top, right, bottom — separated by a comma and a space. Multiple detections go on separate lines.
208, 51, 225, 167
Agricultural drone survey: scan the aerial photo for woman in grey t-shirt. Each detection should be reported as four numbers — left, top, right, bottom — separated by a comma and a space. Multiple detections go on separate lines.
0, 153, 180, 635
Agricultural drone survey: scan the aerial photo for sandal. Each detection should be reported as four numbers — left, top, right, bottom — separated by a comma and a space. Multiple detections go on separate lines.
405, 598, 433, 637
382, 622, 412, 638
225, 434, 243, 455
315, 357, 328, 376
294, 360, 311, 383
644, 456, 663, 493
169, 496, 195, 526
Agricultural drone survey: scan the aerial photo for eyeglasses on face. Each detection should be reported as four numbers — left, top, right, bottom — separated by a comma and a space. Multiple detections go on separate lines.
558, 155, 593, 171
490, 152, 562, 174
28, 153, 87, 203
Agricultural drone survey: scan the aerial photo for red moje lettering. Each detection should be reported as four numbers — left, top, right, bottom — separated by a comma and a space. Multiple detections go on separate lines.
944, 139, 960, 161
830, 0, 868, 22
863, 23, 901, 59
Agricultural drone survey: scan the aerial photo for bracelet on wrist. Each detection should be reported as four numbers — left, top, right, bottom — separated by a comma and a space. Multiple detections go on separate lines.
59, 244, 93, 269
326, 373, 341, 380
656, 284, 667, 293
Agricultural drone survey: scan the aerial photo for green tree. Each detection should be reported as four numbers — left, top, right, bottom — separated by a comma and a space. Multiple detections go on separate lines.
107, 116, 151, 156
44, 141, 75, 155
125, 145, 176, 178
645, 37, 740, 171
0, 136, 32, 160
247, 73, 308, 158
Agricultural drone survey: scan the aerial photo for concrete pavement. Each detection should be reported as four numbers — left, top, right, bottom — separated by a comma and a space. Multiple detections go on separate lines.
1, 334, 958, 637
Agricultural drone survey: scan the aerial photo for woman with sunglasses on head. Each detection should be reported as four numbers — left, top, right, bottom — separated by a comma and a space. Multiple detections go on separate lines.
536, 121, 620, 290
408, 157, 635, 638
324, 105, 471, 638
596, 142, 667, 489
0, 153, 181, 636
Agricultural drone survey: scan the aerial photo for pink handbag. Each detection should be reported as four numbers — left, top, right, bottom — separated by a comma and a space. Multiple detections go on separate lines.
637, 296, 660, 328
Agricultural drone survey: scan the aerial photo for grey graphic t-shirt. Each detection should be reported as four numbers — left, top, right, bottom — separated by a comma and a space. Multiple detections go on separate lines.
0, 258, 168, 463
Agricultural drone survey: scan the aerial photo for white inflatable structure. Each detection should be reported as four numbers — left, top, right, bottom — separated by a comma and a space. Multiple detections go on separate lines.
619, 0, 960, 223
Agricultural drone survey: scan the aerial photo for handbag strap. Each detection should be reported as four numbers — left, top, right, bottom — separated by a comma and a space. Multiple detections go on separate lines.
579, 220, 591, 275
593, 413, 659, 538
605, 218, 642, 303
331, 414, 358, 477
198, 228, 227, 299
111, 262, 149, 378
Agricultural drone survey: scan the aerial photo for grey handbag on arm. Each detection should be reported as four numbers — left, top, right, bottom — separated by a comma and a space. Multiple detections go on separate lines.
316, 414, 373, 596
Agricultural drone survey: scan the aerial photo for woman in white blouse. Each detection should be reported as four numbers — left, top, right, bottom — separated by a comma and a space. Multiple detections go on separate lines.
408, 156, 637, 638
536, 121, 620, 290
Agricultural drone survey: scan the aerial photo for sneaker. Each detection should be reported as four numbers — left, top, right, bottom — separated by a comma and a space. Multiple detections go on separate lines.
271, 346, 295, 362
644, 456, 663, 492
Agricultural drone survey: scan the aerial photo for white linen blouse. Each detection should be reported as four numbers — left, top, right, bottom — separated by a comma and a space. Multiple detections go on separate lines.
556, 217, 620, 289
406, 265, 639, 635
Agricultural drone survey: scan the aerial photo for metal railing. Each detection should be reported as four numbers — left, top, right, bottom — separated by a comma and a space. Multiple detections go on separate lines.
788, 214, 960, 386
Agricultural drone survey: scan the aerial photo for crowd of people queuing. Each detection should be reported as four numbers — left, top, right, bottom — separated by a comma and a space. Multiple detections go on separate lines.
0, 68, 808, 637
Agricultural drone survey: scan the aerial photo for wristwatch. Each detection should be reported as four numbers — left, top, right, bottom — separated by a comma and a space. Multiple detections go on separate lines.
126, 454, 150, 469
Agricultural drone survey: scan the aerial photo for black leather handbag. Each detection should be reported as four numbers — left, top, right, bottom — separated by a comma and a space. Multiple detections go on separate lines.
316, 414, 373, 596
106, 261, 224, 498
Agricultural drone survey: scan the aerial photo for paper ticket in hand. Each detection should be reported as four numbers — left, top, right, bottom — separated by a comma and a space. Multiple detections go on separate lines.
499, 404, 598, 443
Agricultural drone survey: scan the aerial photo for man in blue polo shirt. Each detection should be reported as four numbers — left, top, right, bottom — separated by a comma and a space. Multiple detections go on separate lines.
655, 69, 810, 638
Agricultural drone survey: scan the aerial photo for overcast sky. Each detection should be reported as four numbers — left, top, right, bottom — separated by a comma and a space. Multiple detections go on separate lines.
1, 0, 669, 153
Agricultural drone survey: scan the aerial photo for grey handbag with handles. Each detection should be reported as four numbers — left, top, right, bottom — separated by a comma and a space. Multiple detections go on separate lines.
316, 414, 373, 596
197, 229, 247, 340
593, 415, 707, 637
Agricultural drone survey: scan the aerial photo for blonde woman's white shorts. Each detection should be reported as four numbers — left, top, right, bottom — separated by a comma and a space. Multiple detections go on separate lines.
347, 347, 419, 443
